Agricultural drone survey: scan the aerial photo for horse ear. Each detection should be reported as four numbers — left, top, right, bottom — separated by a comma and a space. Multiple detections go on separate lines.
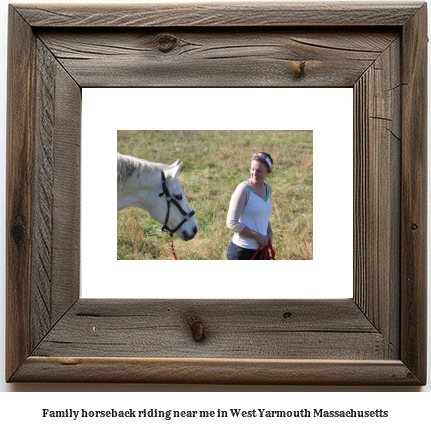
169, 160, 180, 168
165, 162, 182, 181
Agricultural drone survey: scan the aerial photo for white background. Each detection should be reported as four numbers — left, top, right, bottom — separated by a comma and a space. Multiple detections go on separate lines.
0, 0, 429, 419
81, 87, 353, 299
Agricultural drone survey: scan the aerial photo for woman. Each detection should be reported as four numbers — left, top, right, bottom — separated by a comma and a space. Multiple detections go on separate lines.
226, 151, 274, 260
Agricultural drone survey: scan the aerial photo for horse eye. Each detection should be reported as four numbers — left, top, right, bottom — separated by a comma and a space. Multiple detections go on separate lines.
174, 194, 182, 200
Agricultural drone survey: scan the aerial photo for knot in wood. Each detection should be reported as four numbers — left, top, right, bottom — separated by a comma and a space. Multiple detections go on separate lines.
293, 61, 307, 79
11, 222, 25, 246
411, 223, 419, 231
288, 60, 321, 79
186, 314, 206, 342
157, 34, 178, 53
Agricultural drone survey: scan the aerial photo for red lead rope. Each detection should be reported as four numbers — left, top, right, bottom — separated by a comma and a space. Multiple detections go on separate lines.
251, 242, 275, 260
169, 239, 274, 260
169, 239, 177, 260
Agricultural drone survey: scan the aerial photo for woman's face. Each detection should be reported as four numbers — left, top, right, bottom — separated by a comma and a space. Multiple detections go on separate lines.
250, 160, 270, 185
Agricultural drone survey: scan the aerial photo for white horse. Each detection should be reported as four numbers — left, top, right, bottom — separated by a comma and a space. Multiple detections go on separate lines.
117, 153, 198, 241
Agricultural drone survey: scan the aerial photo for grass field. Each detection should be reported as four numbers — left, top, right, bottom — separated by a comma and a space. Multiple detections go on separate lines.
117, 130, 313, 260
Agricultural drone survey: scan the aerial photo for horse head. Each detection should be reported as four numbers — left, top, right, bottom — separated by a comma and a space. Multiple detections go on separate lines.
117, 154, 198, 241
154, 161, 198, 241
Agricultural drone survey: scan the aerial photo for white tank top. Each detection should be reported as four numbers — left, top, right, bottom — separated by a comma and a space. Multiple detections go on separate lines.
233, 182, 273, 249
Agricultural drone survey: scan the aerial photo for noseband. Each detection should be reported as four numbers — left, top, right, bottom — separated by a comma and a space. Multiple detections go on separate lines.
159, 171, 195, 237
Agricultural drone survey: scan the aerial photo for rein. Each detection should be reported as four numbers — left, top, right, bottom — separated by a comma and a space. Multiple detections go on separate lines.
159, 170, 195, 260
169, 239, 177, 260
251, 242, 275, 260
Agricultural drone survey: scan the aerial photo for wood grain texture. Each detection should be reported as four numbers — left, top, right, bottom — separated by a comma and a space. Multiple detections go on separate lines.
49, 53, 81, 325
32, 40, 56, 347
6, 2, 427, 385
15, 2, 423, 27
400, 3, 428, 384
37, 29, 398, 88
32, 39, 81, 347
12, 357, 420, 385
6, 7, 36, 381
7, 6, 81, 381
32, 299, 383, 360
353, 38, 401, 358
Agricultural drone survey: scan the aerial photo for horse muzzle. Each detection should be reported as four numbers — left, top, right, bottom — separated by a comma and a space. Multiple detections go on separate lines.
180, 226, 198, 241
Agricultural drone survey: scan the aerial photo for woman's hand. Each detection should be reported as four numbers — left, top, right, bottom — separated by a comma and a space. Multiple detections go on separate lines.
238, 226, 270, 247
256, 233, 269, 247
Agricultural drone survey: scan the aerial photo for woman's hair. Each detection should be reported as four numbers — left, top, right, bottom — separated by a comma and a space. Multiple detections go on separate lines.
252, 152, 274, 172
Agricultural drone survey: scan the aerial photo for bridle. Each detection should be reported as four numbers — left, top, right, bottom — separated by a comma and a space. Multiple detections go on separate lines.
159, 171, 195, 237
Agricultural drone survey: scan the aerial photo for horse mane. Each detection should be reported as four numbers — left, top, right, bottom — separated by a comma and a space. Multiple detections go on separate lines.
117, 153, 168, 188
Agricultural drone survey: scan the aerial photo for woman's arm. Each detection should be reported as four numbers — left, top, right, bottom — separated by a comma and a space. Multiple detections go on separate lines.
267, 221, 273, 244
237, 225, 269, 247
226, 183, 248, 234
266, 184, 273, 244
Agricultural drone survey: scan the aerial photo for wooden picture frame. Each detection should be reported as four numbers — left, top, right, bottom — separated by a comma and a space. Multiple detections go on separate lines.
6, 2, 427, 385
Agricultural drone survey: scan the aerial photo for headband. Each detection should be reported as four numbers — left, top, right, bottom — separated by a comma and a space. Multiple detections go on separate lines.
252, 152, 272, 169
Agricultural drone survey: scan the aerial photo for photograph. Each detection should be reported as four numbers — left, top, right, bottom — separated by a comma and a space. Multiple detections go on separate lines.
117, 130, 313, 261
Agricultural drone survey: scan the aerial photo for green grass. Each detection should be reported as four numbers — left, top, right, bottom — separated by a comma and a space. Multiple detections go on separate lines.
117, 130, 313, 260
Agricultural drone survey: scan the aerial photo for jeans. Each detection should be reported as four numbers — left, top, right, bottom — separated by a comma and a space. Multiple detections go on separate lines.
226, 241, 268, 260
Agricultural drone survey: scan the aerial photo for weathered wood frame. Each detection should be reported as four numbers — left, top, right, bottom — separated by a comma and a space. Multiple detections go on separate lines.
6, 2, 427, 385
